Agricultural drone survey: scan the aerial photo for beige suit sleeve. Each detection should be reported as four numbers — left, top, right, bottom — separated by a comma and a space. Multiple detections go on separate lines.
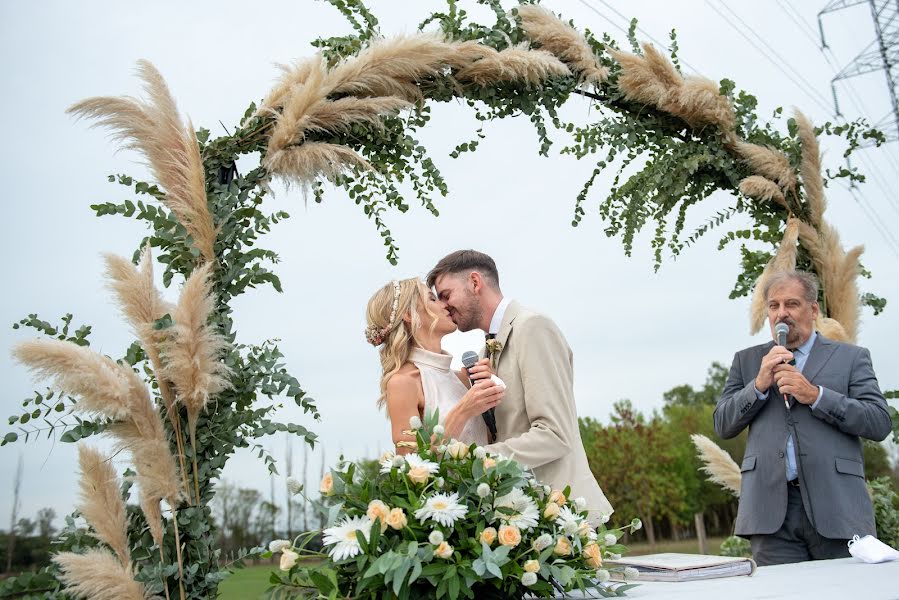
486, 315, 577, 469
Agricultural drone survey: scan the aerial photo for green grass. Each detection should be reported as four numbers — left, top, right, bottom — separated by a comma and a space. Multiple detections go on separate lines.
217, 539, 729, 598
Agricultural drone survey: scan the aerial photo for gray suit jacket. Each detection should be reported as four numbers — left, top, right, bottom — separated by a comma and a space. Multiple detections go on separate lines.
714, 334, 891, 539
485, 301, 613, 520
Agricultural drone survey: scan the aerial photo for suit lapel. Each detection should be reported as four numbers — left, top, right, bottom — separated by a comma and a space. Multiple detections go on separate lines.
493, 300, 520, 369
801, 333, 836, 383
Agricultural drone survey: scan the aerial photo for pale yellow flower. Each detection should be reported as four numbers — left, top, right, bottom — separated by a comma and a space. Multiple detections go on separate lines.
553, 536, 572, 556
367, 500, 390, 532
483, 457, 497, 470
549, 490, 567, 505
279, 549, 299, 570
524, 559, 540, 573
320, 472, 333, 495
434, 541, 454, 559
447, 440, 469, 459
386, 507, 407, 530
498, 525, 522, 547
408, 465, 431, 485
480, 527, 497, 546
543, 502, 561, 520
577, 521, 593, 539
583, 542, 603, 568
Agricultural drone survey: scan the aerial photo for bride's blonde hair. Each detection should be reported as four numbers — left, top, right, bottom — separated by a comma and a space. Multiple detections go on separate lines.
365, 278, 441, 409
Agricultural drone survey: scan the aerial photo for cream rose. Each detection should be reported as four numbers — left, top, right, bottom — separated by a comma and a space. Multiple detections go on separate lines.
407, 465, 431, 485
577, 521, 594, 539
482, 457, 497, 470
319, 472, 333, 495
480, 527, 497, 546
549, 490, 567, 505
447, 440, 469, 459
367, 500, 390, 532
543, 502, 561, 520
386, 507, 407, 530
498, 525, 522, 547
583, 542, 603, 568
524, 559, 540, 573
553, 536, 572, 556
434, 541, 454, 559
279, 549, 299, 571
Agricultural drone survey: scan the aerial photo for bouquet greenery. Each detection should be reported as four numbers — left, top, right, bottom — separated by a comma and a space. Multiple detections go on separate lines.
264, 412, 639, 599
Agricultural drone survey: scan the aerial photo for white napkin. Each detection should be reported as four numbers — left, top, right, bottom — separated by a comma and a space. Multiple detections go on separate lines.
490, 375, 506, 390
848, 535, 899, 563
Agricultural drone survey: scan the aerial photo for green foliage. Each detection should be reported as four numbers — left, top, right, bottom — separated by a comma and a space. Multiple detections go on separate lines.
868, 477, 899, 550
719, 535, 751, 558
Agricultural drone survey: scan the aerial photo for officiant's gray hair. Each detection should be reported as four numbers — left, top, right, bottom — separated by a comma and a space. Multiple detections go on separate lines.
764, 270, 819, 304
427, 249, 500, 290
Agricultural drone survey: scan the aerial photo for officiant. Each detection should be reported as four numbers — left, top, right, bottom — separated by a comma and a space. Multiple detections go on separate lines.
713, 270, 892, 566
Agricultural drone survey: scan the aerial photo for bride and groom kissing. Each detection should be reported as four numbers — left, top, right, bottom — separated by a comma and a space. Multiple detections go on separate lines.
365, 249, 613, 522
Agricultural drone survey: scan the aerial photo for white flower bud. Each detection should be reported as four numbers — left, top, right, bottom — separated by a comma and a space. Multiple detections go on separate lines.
286, 477, 303, 495
429, 530, 444, 545
543, 485, 552, 496
604, 533, 617, 546
268, 539, 291, 553
574, 497, 587, 512
409, 415, 423, 430
474, 446, 487, 459
521, 572, 538, 586
563, 520, 579, 535
601, 513, 611, 524
630, 518, 642, 531
608, 553, 622, 560
433, 424, 445, 436
532, 533, 553, 551
437, 444, 447, 454
624, 567, 640, 581
392, 455, 405, 467
477, 483, 491, 498
435, 477, 445, 488
596, 569, 611, 583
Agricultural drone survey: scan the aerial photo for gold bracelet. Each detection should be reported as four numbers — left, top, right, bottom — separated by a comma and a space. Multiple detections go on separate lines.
401, 429, 417, 436
395, 440, 417, 449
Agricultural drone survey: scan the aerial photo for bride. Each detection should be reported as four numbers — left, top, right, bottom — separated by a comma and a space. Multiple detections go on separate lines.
365, 278, 505, 453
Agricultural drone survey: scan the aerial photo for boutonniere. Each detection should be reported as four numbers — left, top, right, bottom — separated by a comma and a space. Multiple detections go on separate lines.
485, 338, 503, 368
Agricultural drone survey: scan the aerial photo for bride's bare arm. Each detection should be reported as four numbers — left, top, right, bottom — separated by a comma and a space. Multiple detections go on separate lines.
385, 372, 424, 455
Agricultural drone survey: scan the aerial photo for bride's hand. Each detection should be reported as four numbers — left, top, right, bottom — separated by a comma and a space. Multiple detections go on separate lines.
467, 357, 494, 382
461, 378, 504, 418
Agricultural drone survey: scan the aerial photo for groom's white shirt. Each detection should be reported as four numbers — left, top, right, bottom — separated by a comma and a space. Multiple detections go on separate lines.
487, 296, 511, 335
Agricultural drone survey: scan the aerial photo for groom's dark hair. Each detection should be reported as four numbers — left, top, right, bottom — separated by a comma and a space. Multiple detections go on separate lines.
427, 250, 500, 289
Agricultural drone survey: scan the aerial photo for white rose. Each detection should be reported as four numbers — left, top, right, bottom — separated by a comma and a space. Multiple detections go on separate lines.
279, 549, 299, 571
269, 539, 291, 553
477, 483, 491, 498
521, 572, 538, 587
429, 530, 444, 545
409, 415, 422, 430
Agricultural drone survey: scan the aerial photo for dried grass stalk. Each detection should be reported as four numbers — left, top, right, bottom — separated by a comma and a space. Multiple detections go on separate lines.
259, 57, 320, 115
735, 141, 797, 192
795, 109, 825, 229
691, 434, 741, 497
750, 218, 800, 334
304, 96, 412, 136
265, 142, 372, 185
517, 5, 608, 84
674, 76, 736, 132
455, 44, 570, 86
739, 175, 787, 208
267, 58, 329, 155
13, 339, 139, 420
817, 316, 849, 342
161, 262, 232, 440
76, 446, 131, 566
67, 60, 215, 263
53, 549, 148, 600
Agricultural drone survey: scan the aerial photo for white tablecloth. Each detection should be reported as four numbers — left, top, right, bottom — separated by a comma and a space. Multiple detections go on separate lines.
618, 557, 899, 600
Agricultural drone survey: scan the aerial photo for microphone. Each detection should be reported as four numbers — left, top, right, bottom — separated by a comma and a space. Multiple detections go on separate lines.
461, 351, 497, 443
774, 322, 791, 406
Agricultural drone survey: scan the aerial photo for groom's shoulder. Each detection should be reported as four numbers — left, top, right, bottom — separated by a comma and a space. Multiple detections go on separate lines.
513, 303, 562, 334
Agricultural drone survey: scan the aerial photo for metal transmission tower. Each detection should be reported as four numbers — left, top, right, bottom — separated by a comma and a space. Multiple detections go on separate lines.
819, 0, 899, 143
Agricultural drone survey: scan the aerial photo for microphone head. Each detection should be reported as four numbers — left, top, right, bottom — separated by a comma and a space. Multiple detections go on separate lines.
774, 322, 789, 346
461, 351, 479, 369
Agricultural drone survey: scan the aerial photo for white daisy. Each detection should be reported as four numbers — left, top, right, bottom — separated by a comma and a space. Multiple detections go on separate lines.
404, 453, 439, 473
322, 515, 372, 561
555, 505, 583, 536
493, 487, 539, 531
415, 492, 468, 527
379, 451, 396, 474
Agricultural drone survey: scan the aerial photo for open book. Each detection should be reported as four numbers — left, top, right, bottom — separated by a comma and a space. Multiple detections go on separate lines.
608, 553, 756, 582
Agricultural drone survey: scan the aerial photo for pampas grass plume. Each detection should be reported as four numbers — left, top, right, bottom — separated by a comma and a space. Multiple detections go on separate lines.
76, 446, 131, 566
735, 141, 797, 192
53, 549, 148, 600
265, 142, 372, 185
517, 5, 608, 84
455, 44, 571, 86
739, 175, 787, 208
691, 434, 741, 497
749, 218, 800, 334
795, 109, 825, 227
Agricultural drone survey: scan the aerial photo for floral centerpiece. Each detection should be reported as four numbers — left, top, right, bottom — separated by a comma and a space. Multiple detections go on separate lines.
265, 412, 640, 599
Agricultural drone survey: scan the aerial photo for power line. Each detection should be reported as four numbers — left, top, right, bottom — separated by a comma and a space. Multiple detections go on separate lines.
842, 183, 899, 258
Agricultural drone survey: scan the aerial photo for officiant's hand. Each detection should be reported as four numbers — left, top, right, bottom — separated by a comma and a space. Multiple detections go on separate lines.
467, 358, 493, 381
755, 346, 794, 391
773, 363, 818, 404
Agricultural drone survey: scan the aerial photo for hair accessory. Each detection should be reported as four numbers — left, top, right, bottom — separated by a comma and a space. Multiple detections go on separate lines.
365, 280, 402, 346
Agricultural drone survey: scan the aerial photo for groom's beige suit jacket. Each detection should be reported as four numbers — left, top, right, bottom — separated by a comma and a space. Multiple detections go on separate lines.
485, 301, 613, 520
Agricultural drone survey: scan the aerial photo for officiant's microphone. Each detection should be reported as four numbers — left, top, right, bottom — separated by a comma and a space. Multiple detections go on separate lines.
775, 322, 791, 408
461, 351, 497, 443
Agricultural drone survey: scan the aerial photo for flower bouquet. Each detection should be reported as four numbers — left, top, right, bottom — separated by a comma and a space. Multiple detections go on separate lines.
265, 412, 640, 599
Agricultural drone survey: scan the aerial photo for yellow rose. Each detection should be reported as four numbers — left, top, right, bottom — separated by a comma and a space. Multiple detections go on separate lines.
498, 525, 522, 548
543, 502, 560, 520
583, 542, 603, 568
319, 472, 333, 495
553, 536, 572, 556
407, 465, 431, 485
279, 549, 299, 571
367, 500, 390, 532
549, 490, 566, 505
524, 559, 540, 573
483, 457, 497, 470
434, 541, 454, 559
386, 507, 407, 530
479, 527, 497, 546
447, 441, 469, 459
577, 521, 593, 539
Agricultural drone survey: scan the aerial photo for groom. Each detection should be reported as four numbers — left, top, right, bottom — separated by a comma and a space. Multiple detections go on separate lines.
428, 250, 613, 519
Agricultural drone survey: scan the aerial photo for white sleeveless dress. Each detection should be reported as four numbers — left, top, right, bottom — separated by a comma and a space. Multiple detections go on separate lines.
408, 348, 491, 446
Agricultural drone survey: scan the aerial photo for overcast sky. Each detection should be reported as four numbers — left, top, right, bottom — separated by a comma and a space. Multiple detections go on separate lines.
2, 0, 898, 529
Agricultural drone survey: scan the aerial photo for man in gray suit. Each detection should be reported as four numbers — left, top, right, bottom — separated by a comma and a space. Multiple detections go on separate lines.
427, 250, 613, 521
714, 270, 892, 566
